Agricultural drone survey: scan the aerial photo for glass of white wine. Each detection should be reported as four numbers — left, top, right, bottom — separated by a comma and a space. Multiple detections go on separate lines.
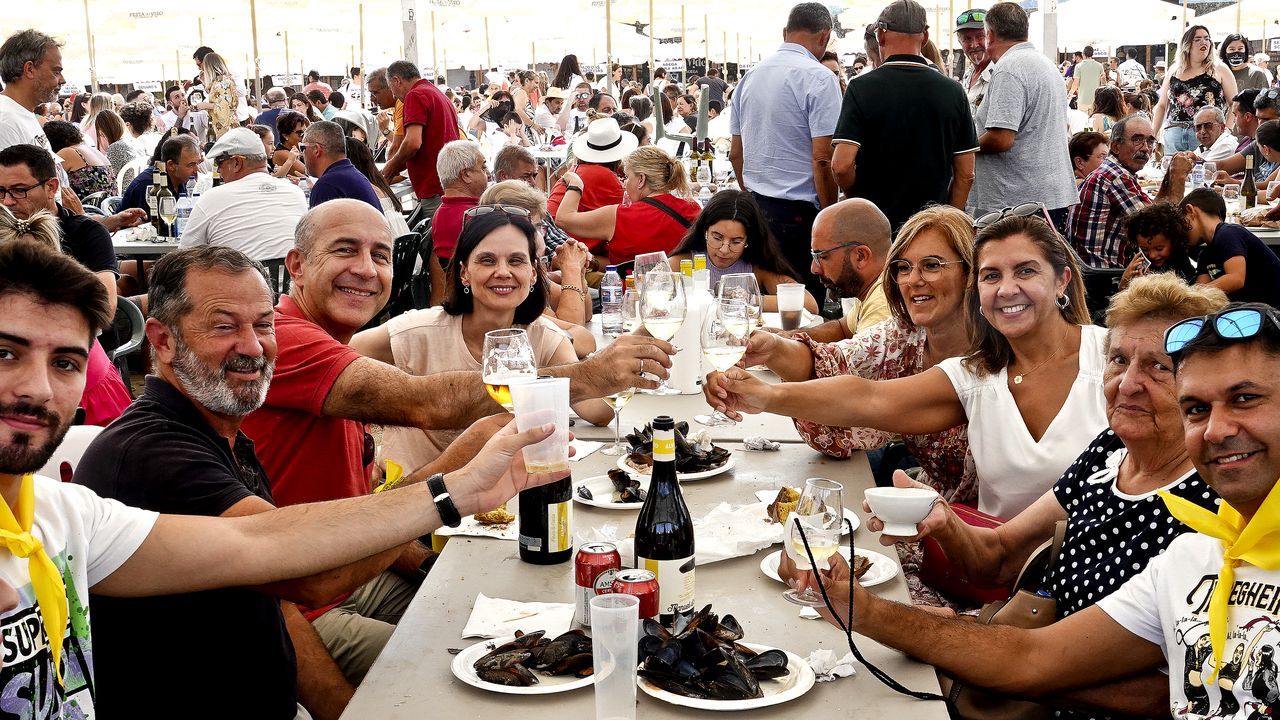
599, 386, 635, 456
695, 299, 750, 427
717, 273, 763, 331
784, 477, 846, 607
481, 328, 537, 411
621, 288, 642, 333
640, 271, 686, 396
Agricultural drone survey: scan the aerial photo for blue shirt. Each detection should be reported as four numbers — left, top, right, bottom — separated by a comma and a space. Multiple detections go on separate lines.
308, 158, 381, 210
257, 107, 284, 145
121, 167, 178, 220
729, 43, 842, 205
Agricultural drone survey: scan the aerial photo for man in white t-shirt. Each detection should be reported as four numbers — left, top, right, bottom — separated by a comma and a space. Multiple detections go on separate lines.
179, 128, 306, 260
0, 240, 564, 717
535, 88, 566, 135
161, 85, 210, 147
773, 301, 1280, 718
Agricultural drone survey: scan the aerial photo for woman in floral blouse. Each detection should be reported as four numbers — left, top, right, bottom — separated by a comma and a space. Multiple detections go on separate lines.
195, 52, 239, 142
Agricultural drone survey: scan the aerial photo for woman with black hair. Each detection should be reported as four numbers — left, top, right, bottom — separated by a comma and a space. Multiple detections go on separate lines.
345, 138, 413, 240
1088, 85, 1126, 133
272, 110, 309, 179
550, 54, 585, 92
667, 190, 818, 312
1221, 33, 1270, 92
289, 92, 323, 123
349, 208, 610, 472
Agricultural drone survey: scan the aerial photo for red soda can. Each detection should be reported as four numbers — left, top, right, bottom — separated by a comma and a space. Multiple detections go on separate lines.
611, 569, 660, 621
574, 542, 622, 626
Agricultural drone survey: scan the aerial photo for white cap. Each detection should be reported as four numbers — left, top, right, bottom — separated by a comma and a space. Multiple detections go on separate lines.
207, 128, 266, 161
1255, 53, 1270, 63
1155, 60, 1166, 69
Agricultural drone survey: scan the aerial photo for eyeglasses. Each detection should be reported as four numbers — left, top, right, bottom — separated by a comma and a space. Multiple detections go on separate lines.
1193, 122, 1222, 132
707, 233, 746, 250
1164, 306, 1280, 356
889, 257, 966, 281
956, 9, 986, 26
0, 180, 51, 200
214, 154, 245, 166
810, 240, 864, 261
1260, 88, 1280, 103
973, 202, 1055, 231
1124, 134, 1157, 147
463, 204, 531, 224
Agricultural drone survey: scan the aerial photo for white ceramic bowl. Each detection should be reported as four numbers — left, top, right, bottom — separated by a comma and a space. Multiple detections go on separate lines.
864, 487, 939, 536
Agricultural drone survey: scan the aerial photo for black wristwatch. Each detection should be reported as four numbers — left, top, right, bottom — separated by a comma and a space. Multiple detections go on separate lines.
427, 473, 462, 527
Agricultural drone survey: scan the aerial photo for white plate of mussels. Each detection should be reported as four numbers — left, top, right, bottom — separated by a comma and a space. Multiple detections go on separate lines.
636, 640, 816, 711
450, 631, 595, 695
573, 471, 646, 509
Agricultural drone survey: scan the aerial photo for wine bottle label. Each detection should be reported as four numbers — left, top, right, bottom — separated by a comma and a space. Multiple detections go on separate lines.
520, 500, 570, 552
653, 436, 675, 462
637, 554, 694, 617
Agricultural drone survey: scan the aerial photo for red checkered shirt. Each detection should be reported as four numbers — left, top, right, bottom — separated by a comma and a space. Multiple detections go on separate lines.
1067, 156, 1151, 268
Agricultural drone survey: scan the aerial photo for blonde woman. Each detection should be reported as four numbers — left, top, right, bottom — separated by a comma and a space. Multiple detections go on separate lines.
1152, 25, 1238, 153
196, 52, 239, 140
79, 92, 113, 142
556, 145, 700, 265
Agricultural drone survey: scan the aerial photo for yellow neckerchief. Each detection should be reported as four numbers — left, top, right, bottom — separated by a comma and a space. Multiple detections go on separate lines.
0, 474, 67, 684
1161, 479, 1280, 682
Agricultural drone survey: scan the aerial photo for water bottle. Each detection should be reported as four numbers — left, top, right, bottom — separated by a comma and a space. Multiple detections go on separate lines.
1190, 162, 1205, 188
697, 184, 712, 207
172, 180, 197, 237
601, 265, 624, 336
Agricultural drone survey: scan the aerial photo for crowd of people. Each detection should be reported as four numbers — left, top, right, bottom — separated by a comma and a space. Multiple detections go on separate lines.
3, 0, 1280, 718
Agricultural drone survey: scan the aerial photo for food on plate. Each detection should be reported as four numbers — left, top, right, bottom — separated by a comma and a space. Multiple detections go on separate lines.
624, 421, 731, 475
472, 629, 594, 686
577, 469, 647, 504
474, 503, 515, 526
765, 487, 800, 525
852, 553, 872, 579
637, 604, 790, 700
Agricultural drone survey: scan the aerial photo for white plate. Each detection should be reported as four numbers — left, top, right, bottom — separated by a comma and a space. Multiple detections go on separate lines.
573, 474, 645, 510
758, 546, 897, 588
450, 636, 594, 695
637, 641, 816, 711
616, 453, 735, 482
752, 490, 860, 534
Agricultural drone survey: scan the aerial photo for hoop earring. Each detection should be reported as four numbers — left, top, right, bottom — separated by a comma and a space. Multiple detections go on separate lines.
1056, 294, 1070, 310
529, 284, 535, 295
462, 285, 471, 294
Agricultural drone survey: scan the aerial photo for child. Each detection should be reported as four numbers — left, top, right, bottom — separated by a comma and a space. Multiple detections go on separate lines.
1181, 187, 1280, 306
1120, 202, 1197, 288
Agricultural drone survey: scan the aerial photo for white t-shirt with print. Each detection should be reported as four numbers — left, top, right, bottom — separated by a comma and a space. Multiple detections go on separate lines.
178, 172, 307, 261
1099, 531, 1280, 719
0, 475, 157, 720
937, 324, 1109, 519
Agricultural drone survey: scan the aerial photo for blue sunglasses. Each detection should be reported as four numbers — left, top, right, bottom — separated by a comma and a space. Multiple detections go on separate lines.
1164, 307, 1280, 356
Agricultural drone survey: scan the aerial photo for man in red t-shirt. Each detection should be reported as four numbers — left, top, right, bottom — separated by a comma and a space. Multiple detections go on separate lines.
381, 60, 459, 223
241, 199, 677, 680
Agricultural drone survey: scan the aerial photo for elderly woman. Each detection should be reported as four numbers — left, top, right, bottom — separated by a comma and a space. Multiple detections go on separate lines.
349, 208, 611, 473
708, 209, 1109, 521
557, 145, 699, 266
783, 274, 1225, 716
1069, 131, 1109, 187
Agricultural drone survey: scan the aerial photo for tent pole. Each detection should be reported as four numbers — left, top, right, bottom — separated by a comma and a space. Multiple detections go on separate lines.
1182, 0, 1188, 29
649, 0, 655, 85
682, 3, 687, 84
175, 49, 181, 90
532, 41, 536, 72
485, 17, 492, 71
1237, 0, 1243, 33
948, 0, 954, 77
358, 3, 364, 107
198, 17, 204, 46
723, 31, 727, 79
432, 11, 439, 80
605, 0, 613, 92
250, 0, 262, 106
82, 0, 97, 93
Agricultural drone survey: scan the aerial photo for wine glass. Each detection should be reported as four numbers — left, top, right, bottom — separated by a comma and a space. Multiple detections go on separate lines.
695, 299, 750, 427
621, 288, 642, 333
482, 328, 536, 411
633, 251, 670, 285
718, 273, 763, 331
1224, 184, 1242, 222
599, 383, 635, 455
784, 478, 846, 607
640, 271, 686, 396
1202, 160, 1217, 186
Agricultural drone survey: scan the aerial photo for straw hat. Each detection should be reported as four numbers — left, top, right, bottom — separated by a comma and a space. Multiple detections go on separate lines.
571, 117, 639, 163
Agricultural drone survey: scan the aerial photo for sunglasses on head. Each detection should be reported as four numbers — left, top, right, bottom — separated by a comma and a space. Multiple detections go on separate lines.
463, 204, 531, 224
1164, 307, 1280, 357
956, 9, 986, 26
973, 202, 1055, 231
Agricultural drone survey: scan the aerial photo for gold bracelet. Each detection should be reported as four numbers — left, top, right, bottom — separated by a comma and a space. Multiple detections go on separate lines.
561, 283, 588, 301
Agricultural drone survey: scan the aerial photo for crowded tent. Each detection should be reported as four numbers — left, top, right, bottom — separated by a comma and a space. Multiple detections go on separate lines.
7, 0, 1280, 718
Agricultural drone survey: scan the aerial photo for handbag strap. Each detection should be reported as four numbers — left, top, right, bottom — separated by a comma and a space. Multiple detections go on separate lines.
1009, 520, 1069, 594
639, 196, 693, 228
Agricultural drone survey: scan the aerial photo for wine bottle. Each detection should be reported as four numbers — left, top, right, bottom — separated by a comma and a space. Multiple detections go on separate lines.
634, 415, 695, 624
518, 465, 573, 565
1243, 154, 1258, 210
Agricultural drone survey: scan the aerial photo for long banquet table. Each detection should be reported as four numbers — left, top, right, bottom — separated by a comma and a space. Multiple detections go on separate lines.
341, 443, 949, 719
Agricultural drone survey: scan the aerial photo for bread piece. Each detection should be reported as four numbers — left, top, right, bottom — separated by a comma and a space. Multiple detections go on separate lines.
766, 486, 800, 524
474, 503, 515, 525
852, 554, 872, 580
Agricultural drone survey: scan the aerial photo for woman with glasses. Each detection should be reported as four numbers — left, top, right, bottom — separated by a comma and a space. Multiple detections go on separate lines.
709, 209, 1110, 523
1153, 25, 1238, 154
349, 208, 611, 473
667, 190, 817, 312
271, 110, 309, 180
557, 145, 699, 266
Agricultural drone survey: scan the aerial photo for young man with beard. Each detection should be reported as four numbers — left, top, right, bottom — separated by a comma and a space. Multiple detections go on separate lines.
778, 301, 1280, 718
0, 239, 561, 719
789, 198, 891, 343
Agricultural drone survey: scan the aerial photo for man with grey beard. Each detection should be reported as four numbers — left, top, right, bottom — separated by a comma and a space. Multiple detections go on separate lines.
75, 246, 377, 718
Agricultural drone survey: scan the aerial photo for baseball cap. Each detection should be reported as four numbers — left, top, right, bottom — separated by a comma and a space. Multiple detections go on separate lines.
876, 0, 928, 34
956, 8, 986, 31
208, 128, 266, 162
1255, 53, 1270, 63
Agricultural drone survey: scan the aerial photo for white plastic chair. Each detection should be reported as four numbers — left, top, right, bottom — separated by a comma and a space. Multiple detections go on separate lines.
117, 157, 148, 194
36, 425, 104, 482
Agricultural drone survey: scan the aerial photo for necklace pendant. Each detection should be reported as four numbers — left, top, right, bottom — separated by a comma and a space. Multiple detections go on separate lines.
1013, 374, 1024, 385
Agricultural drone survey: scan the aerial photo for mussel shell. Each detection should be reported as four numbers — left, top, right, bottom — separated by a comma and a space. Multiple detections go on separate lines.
745, 649, 791, 679
545, 652, 594, 676
576, 485, 594, 501
639, 670, 711, 699
642, 618, 671, 640
477, 668, 532, 686
473, 650, 531, 671
638, 634, 665, 659
714, 614, 744, 642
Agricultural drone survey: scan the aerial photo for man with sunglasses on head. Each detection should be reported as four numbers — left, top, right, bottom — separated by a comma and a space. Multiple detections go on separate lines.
955, 8, 991, 120
178, 128, 307, 261
1068, 113, 1194, 268
1182, 188, 1280, 307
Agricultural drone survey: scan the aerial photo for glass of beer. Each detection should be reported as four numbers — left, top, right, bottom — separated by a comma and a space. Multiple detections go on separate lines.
482, 329, 536, 412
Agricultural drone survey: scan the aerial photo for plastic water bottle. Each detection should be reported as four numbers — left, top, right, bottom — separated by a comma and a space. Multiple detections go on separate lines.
1190, 162, 1205, 188
697, 184, 712, 207
172, 180, 197, 237
601, 265, 624, 336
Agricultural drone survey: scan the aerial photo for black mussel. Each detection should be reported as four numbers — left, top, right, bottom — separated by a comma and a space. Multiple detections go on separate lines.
545, 652, 594, 676
638, 634, 665, 659
473, 651, 531, 671
714, 614, 744, 642
477, 668, 534, 686
717, 649, 762, 698
642, 618, 671, 640
576, 485, 593, 501
639, 670, 711, 699
732, 642, 758, 660
647, 640, 683, 670
744, 649, 790, 679
617, 486, 645, 503
532, 630, 592, 669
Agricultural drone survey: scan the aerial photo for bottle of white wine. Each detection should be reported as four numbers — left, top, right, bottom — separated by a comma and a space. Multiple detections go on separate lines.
518, 464, 573, 565
634, 415, 695, 624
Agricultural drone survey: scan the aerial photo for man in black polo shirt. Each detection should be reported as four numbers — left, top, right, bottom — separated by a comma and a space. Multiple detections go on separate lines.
831, 0, 978, 231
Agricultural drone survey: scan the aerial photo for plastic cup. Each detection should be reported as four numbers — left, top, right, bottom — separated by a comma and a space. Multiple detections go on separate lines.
776, 283, 805, 312
840, 296, 858, 319
508, 377, 570, 472
590, 593, 639, 720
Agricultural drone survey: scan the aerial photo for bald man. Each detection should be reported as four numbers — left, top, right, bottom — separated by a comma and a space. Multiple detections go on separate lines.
797, 198, 892, 342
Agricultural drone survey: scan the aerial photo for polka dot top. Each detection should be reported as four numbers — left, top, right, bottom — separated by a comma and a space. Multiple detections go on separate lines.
1049, 428, 1219, 619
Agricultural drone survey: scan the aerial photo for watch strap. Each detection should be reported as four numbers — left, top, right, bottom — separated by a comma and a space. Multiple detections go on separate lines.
427, 473, 462, 527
